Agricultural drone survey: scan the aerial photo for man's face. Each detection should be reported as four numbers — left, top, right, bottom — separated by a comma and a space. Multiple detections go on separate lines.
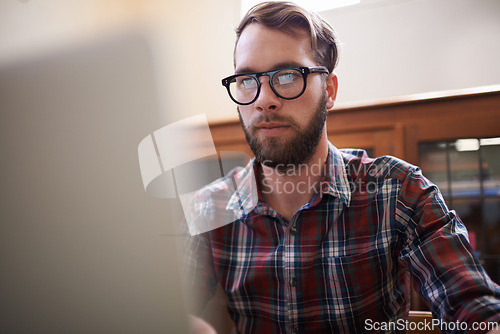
234, 23, 336, 169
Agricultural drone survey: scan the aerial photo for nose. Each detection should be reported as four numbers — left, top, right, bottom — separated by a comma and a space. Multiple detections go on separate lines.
254, 75, 281, 112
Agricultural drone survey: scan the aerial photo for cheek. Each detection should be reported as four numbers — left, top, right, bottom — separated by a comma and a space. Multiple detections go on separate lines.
306, 77, 326, 101
294, 92, 319, 116
237, 106, 253, 127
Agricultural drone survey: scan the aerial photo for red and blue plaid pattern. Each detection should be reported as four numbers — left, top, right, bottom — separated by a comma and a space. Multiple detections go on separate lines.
185, 143, 500, 333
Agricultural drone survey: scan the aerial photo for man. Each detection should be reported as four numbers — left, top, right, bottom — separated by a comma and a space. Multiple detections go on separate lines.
186, 2, 500, 333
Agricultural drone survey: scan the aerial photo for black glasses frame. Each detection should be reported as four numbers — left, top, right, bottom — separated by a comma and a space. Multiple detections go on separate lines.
221, 66, 329, 105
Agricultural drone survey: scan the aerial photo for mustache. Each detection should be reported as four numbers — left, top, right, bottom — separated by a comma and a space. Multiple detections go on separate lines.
246, 113, 300, 131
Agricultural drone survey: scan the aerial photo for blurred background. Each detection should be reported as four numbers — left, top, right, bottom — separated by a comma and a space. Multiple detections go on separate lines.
1, 0, 499, 332
2, 0, 500, 123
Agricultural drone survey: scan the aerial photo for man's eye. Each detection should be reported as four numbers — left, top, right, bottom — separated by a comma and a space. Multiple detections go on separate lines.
277, 73, 297, 85
240, 78, 257, 89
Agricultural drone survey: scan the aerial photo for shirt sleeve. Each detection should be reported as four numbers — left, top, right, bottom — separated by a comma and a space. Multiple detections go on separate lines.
182, 227, 218, 315
397, 168, 500, 331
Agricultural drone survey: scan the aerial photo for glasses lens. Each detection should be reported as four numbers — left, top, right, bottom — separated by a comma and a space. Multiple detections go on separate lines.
229, 76, 258, 104
272, 69, 304, 99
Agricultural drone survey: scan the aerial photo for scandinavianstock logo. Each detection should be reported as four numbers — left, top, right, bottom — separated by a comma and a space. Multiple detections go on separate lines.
137, 114, 255, 236
137, 114, 386, 235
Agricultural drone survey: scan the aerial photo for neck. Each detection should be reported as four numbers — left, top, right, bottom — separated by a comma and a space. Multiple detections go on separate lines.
257, 134, 329, 221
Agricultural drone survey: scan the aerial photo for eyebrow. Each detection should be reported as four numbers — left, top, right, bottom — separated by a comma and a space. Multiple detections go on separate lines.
235, 61, 305, 75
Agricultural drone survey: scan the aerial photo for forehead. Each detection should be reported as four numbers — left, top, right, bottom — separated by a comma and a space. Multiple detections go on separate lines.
234, 23, 316, 73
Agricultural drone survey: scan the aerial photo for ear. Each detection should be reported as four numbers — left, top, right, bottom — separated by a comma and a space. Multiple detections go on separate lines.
325, 73, 338, 110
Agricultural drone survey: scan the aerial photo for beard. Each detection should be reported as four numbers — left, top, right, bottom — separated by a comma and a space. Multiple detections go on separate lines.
238, 92, 328, 171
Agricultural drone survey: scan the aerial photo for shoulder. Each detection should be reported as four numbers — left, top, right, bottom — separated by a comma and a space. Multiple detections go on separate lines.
191, 165, 247, 210
338, 149, 443, 215
339, 148, 419, 182
185, 160, 258, 235
184, 166, 246, 235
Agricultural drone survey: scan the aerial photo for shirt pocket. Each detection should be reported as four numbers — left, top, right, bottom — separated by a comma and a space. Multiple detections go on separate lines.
325, 247, 392, 314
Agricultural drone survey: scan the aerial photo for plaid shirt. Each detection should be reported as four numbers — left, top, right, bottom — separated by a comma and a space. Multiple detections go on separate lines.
185, 142, 500, 333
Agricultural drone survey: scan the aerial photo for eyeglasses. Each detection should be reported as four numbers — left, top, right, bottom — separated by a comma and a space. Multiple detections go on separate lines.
221, 66, 329, 105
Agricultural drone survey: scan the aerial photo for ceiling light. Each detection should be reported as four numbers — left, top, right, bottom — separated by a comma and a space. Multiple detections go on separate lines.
480, 137, 500, 146
455, 139, 480, 152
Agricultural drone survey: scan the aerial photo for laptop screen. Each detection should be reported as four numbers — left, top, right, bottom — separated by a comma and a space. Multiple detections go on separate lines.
0, 32, 189, 333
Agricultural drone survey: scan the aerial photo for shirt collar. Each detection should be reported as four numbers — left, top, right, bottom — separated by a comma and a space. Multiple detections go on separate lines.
225, 158, 259, 217
321, 142, 351, 206
225, 141, 352, 216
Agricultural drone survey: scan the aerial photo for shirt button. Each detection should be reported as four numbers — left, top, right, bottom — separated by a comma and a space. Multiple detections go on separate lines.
290, 227, 297, 235
289, 278, 296, 287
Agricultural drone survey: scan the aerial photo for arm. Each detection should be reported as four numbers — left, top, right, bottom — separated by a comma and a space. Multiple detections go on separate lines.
397, 169, 500, 332
183, 231, 218, 315
189, 315, 218, 334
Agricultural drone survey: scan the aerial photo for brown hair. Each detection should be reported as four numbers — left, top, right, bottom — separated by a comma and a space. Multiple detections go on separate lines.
235, 1, 340, 72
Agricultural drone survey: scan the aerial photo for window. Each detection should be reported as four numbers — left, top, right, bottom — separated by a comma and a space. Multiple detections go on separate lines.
419, 137, 500, 284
